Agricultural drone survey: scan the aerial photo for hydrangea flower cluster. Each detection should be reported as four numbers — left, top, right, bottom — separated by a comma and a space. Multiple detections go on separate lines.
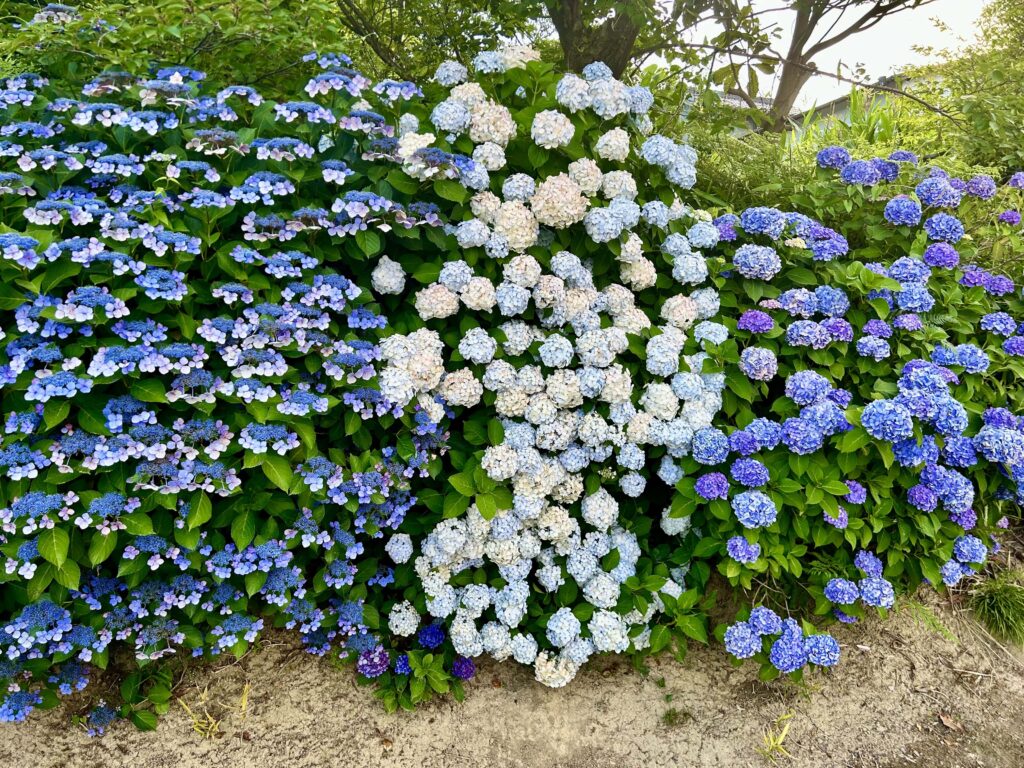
370, 48, 718, 689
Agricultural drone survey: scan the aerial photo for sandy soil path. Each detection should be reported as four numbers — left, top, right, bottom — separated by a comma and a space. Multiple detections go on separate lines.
5, 595, 1024, 768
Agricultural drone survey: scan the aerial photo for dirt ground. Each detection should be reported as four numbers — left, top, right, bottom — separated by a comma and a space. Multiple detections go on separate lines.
4, 593, 1024, 768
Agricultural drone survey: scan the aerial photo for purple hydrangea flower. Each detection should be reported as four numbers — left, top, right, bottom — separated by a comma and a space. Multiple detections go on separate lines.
695, 472, 729, 500
726, 536, 761, 564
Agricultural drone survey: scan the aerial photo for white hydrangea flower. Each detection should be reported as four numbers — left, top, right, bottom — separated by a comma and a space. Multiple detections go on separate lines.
388, 600, 420, 637
660, 294, 698, 329
589, 610, 630, 653
378, 329, 445, 406
458, 327, 497, 364
640, 382, 680, 421
434, 60, 468, 85
620, 257, 656, 290
499, 45, 541, 70
534, 650, 579, 688
482, 359, 517, 391
440, 369, 483, 407
495, 388, 529, 417
397, 112, 420, 136
594, 128, 630, 161
660, 507, 692, 536
510, 633, 539, 664
531, 110, 575, 149
385, 533, 413, 564
469, 101, 517, 146
449, 82, 487, 108
386, 60, 724, 688
455, 218, 490, 247
482, 443, 519, 480
589, 78, 634, 119
472, 141, 506, 170
460, 276, 497, 311
397, 131, 436, 160
414, 283, 460, 320
531, 173, 588, 228
503, 254, 542, 288
469, 191, 501, 223
581, 487, 618, 531
568, 158, 603, 195
493, 201, 538, 251
370, 255, 406, 295
555, 73, 592, 112
601, 170, 638, 200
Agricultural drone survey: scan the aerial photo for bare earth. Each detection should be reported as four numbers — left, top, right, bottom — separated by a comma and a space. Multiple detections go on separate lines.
4, 594, 1024, 768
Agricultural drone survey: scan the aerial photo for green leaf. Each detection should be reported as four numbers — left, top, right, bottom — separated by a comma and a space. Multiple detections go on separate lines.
28, 562, 55, 601
475, 494, 498, 519
131, 379, 166, 403
43, 399, 70, 429
787, 267, 818, 286
345, 410, 362, 436
262, 454, 294, 492
448, 473, 475, 497
443, 493, 470, 519
411, 261, 441, 284
837, 427, 870, 453
649, 624, 672, 653
188, 491, 213, 530
355, 229, 382, 256
245, 571, 268, 596
231, 508, 257, 549
89, 531, 118, 567
822, 480, 850, 495
131, 711, 159, 731
38, 527, 69, 567
676, 614, 708, 644
434, 179, 469, 204
54, 558, 80, 590
121, 512, 154, 535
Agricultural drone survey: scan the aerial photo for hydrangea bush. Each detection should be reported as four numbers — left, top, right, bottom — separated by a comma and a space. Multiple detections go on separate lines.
0, 40, 1022, 726
703, 151, 1023, 677
0, 57, 453, 725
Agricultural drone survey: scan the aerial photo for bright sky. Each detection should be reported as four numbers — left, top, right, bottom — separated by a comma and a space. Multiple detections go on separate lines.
687, 0, 990, 109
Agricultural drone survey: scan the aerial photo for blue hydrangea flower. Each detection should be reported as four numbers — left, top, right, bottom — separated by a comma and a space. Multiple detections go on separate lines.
839, 159, 881, 186
924, 213, 965, 242
824, 578, 859, 605
691, 428, 730, 465
731, 491, 777, 529
748, 607, 783, 636
816, 146, 851, 169
769, 619, 808, 673
861, 400, 914, 442
724, 621, 761, 659
726, 536, 761, 564
858, 576, 895, 608
804, 634, 840, 667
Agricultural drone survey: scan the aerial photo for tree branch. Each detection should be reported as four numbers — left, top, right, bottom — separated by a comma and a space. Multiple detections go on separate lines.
670, 41, 964, 126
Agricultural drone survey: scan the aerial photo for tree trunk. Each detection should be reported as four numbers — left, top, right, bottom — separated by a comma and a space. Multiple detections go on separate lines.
545, 0, 641, 76
767, 60, 814, 131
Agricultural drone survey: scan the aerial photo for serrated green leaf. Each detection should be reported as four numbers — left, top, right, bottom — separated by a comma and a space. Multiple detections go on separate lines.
38, 527, 69, 567
262, 454, 293, 492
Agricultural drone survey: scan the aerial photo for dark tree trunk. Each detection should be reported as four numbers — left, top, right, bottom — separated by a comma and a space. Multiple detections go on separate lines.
544, 0, 642, 76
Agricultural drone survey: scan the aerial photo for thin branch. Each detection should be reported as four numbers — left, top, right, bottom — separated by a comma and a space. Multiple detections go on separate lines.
664, 41, 964, 126
806, 0, 940, 57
